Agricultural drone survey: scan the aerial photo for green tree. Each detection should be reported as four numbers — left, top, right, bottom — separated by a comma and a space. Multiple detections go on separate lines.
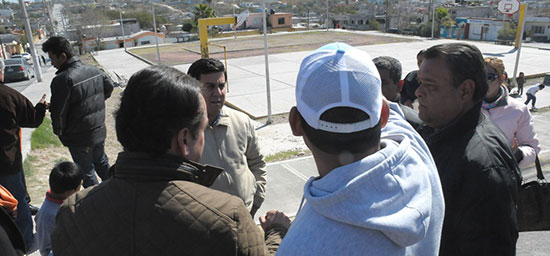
193, 3, 216, 26
498, 22, 517, 40
370, 20, 380, 31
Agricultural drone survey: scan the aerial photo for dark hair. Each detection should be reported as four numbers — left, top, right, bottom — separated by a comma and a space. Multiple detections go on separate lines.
417, 49, 426, 58
187, 58, 227, 81
49, 162, 82, 194
540, 84, 545, 89
116, 66, 205, 156
300, 107, 381, 155
424, 43, 488, 103
373, 56, 402, 84
42, 36, 74, 59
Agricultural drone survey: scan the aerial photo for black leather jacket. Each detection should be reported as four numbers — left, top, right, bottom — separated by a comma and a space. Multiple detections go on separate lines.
418, 105, 521, 256
50, 57, 114, 146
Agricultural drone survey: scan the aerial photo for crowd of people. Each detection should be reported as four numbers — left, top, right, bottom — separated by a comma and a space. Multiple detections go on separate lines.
0, 35, 546, 256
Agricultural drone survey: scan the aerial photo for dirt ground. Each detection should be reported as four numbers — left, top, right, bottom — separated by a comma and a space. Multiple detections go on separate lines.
26, 89, 123, 205
130, 31, 417, 65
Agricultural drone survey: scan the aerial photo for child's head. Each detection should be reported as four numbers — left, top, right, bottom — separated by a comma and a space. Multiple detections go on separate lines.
519, 72, 524, 77
540, 84, 545, 90
50, 162, 83, 198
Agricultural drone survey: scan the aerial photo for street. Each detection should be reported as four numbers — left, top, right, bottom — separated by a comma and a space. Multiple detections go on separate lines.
5, 77, 36, 92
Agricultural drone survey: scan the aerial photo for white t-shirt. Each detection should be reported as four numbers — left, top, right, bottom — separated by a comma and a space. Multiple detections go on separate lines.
526, 84, 541, 95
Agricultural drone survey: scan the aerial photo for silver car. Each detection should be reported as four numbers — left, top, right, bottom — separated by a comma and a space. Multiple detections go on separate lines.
4, 58, 35, 82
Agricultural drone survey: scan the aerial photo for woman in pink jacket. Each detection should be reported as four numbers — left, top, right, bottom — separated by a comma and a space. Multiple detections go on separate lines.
482, 57, 540, 168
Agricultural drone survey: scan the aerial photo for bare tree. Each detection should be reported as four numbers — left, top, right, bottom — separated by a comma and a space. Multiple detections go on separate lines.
79, 8, 109, 51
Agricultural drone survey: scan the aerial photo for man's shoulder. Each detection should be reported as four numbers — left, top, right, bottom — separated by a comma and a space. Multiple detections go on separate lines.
170, 180, 245, 212
222, 107, 254, 127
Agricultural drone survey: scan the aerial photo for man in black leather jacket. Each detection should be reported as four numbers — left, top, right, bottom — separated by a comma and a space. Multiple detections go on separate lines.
415, 43, 521, 256
43, 36, 114, 188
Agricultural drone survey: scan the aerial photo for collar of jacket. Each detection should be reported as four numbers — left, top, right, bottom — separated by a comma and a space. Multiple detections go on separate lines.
113, 152, 223, 187
55, 56, 80, 74
420, 103, 483, 146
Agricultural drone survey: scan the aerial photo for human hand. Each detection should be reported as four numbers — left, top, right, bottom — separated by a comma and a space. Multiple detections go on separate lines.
39, 94, 49, 109
512, 138, 519, 151
260, 210, 290, 231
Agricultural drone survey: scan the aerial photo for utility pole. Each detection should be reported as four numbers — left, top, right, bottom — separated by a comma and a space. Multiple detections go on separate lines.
119, 1, 126, 51
262, 0, 272, 124
152, 4, 161, 65
326, 0, 329, 31
43, 0, 56, 36
19, 0, 42, 82
431, 0, 436, 39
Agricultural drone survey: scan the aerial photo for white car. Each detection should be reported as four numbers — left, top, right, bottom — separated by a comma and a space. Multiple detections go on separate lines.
11, 53, 32, 61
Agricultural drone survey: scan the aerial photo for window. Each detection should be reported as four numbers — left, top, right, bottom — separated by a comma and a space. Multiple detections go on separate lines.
343, 20, 348, 25
532, 26, 544, 34
351, 20, 355, 25
141, 40, 150, 45
278, 18, 285, 25
359, 20, 363, 25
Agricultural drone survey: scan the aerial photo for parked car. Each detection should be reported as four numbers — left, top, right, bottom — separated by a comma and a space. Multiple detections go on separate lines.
11, 53, 32, 61
4, 58, 35, 82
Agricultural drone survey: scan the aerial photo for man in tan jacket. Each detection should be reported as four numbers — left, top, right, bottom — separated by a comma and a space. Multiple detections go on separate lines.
188, 58, 267, 217
51, 66, 288, 255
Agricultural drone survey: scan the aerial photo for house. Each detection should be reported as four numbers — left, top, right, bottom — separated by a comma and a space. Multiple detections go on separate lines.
82, 31, 165, 52
463, 18, 505, 41
268, 13, 292, 29
525, 16, 550, 42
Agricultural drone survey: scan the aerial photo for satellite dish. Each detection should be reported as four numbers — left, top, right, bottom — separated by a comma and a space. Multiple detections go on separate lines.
235, 10, 249, 28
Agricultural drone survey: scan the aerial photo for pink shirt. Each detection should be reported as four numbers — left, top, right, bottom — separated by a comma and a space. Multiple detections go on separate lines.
482, 94, 540, 168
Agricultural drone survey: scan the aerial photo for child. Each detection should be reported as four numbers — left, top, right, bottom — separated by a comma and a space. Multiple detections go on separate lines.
35, 162, 82, 256
517, 72, 526, 96
524, 83, 546, 111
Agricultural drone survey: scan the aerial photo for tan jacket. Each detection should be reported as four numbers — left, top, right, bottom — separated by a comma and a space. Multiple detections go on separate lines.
51, 153, 283, 256
201, 107, 267, 209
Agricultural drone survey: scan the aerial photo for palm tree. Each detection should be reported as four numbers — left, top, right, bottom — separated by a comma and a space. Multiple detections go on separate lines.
193, 3, 216, 25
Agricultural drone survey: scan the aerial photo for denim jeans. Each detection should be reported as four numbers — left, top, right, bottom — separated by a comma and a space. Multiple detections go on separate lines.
0, 172, 34, 250
68, 141, 110, 188
524, 93, 536, 108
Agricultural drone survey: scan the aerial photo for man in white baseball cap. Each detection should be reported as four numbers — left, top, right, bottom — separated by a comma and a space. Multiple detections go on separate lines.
277, 43, 445, 255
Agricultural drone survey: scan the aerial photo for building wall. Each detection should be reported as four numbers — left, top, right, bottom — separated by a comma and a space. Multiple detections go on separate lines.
466, 18, 504, 41
245, 13, 263, 29
269, 13, 292, 29
525, 18, 550, 41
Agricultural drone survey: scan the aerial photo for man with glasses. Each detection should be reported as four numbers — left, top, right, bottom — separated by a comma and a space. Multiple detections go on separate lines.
415, 43, 521, 255
188, 58, 267, 217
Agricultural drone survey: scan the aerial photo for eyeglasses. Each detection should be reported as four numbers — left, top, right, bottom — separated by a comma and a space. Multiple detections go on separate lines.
487, 73, 498, 82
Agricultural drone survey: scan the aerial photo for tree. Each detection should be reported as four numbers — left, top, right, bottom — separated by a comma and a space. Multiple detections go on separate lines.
498, 22, 517, 40
80, 8, 109, 51
193, 3, 216, 26
182, 22, 193, 32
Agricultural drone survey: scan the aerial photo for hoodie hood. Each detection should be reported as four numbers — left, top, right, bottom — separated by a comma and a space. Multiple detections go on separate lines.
304, 134, 432, 247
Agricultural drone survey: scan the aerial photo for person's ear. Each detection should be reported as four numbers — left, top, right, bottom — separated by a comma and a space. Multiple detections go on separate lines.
60, 53, 68, 63
176, 128, 192, 157
380, 99, 390, 128
458, 79, 476, 102
289, 107, 304, 136
397, 80, 404, 92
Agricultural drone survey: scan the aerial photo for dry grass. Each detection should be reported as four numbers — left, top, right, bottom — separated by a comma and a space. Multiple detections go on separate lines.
26, 88, 123, 205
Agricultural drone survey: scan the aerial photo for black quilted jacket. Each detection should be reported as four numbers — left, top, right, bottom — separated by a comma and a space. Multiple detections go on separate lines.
49, 57, 114, 147
51, 152, 285, 256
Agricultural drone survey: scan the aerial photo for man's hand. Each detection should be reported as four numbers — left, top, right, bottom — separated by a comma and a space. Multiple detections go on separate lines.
260, 210, 291, 232
39, 94, 50, 109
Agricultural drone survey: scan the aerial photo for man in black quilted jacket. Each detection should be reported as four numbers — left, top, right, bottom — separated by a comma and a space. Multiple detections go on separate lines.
43, 36, 114, 188
51, 66, 289, 255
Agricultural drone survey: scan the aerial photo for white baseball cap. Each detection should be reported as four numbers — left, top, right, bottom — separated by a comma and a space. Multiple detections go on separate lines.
296, 42, 382, 133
